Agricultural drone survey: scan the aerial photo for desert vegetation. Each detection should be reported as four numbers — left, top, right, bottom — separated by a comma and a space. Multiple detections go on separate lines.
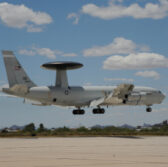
0, 120, 168, 137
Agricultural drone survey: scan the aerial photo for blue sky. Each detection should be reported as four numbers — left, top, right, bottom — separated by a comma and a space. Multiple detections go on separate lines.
0, 0, 168, 128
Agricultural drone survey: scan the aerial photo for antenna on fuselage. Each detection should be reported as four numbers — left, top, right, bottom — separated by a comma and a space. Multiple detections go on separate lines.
41, 61, 83, 88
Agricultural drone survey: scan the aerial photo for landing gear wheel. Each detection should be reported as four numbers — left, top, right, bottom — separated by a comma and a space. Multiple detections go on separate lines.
92, 108, 105, 114
72, 109, 85, 115
146, 107, 152, 112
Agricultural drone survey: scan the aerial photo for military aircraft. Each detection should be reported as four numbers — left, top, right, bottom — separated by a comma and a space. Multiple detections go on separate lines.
0, 50, 165, 115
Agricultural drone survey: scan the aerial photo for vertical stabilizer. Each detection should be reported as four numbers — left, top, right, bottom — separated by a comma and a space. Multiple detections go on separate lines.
2, 50, 36, 88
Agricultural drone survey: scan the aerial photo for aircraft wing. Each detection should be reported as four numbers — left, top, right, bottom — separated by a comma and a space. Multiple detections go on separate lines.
89, 97, 105, 107
112, 84, 134, 99
89, 84, 134, 107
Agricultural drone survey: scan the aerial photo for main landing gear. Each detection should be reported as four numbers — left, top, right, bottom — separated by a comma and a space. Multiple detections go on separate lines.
123, 94, 129, 104
92, 108, 105, 114
146, 106, 152, 112
72, 109, 85, 115
72, 107, 105, 115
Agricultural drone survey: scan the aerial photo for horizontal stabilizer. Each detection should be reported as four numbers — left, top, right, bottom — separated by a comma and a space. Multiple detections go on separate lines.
3, 84, 29, 95
24, 99, 50, 106
0, 94, 17, 98
0, 84, 9, 92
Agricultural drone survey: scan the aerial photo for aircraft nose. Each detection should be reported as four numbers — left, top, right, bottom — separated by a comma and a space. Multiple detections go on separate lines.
156, 91, 166, 103
161, 93, 166, 101
158, 91, 166, 102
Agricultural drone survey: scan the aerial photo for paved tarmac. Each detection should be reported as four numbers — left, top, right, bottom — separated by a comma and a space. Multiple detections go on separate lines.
0, 136, 168, 167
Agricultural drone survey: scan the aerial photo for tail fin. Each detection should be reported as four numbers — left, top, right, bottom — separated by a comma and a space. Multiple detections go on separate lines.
2, 50, 36, 88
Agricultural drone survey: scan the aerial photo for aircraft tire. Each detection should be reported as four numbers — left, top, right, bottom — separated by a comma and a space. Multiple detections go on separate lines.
73, 109, 85, 115
146, 107, 152, 112
92, 108, 105, 114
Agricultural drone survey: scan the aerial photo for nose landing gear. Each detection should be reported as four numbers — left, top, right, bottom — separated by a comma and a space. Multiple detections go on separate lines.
146, 106, 152, 112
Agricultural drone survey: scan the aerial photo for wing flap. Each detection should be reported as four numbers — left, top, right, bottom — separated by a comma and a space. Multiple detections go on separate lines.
90, 97, 105, 107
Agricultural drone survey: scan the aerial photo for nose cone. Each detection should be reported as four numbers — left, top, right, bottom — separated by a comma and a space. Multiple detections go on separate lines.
161, 93, 166, 101
155, 91, 166, 104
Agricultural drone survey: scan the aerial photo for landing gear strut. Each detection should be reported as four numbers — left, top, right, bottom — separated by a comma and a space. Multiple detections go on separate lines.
92, 108, 105, 114
123, 94, 129, 104
72, 109, 85, 115
146, 107, 152, 112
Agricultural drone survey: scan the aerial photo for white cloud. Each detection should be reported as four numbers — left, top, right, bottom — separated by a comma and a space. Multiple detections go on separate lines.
103, 53, 168, 70
0, 2, 52, 32
83, 37, 149, 57
110, 0, 123, 3
62, 53, 77, 57
104, 78, 134, 83
19, 47, 56, 59
18, 49, 36, 56
35, 48, 56, 59
19, 47, 77, 59
135, 71, 160, 80
83, 82, 92, 86
81, 0, 168, 20
27, 25, 43, 32
67, 13, 80, 24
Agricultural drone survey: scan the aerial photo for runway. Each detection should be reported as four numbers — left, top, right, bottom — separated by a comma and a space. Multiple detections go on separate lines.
0, 136, 168, 167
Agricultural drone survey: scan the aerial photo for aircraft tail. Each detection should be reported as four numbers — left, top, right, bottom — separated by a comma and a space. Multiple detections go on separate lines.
2, 50, 36, 88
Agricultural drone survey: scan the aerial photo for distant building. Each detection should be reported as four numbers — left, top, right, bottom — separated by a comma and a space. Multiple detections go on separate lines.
1, 128, 19, 133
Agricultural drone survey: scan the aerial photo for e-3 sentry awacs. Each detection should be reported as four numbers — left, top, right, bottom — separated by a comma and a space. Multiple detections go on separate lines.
0, 50, 165, 115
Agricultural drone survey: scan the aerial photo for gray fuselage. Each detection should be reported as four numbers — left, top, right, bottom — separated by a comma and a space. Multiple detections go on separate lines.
21, 85, 165, 108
